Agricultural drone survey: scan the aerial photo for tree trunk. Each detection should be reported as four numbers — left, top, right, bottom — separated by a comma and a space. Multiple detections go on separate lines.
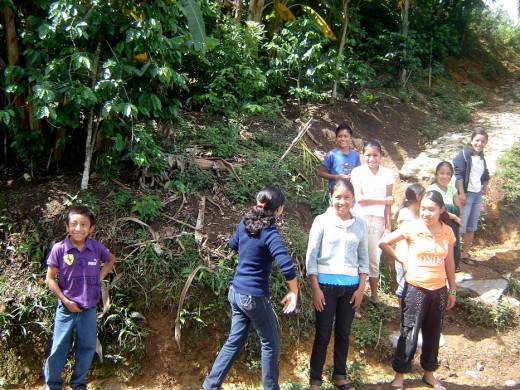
332, 0, 350, 100
399, 0, 410, 87
2, 6, 19, 66
81, 43, 102, 190
234, 0, 243, 23
247, 0, 264, 22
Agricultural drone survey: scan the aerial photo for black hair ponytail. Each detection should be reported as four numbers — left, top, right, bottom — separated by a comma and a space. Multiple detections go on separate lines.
243, 186, 285, 235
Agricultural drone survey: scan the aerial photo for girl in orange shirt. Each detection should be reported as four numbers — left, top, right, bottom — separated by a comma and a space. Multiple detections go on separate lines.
379, 190, 457, 390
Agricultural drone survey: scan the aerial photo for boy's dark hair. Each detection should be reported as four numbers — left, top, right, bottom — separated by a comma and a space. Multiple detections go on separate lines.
66, 205, 96, 226
330, 179, 355, 197
243, 186, 285, 235
335, 123, 353, 137
470, 128, 489, 142
422, 190, 450, 225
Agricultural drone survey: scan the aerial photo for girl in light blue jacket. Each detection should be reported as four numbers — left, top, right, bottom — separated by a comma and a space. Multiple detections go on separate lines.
306, 179, 369, 390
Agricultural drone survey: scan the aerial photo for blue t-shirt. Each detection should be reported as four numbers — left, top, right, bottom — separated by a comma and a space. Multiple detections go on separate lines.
322, 148, 361, 189
229, 221, 296, 297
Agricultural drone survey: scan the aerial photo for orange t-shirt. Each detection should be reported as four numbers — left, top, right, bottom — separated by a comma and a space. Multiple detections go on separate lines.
402, 220, 455, 291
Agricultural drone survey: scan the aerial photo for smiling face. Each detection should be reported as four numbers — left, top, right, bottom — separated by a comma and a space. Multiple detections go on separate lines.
66, 213, 95, 246
363, 146, 382, 171
336, 129, 352, 151
435, 164, 453, 189
331, 183, 354, 220
470, 134, 488, 154
420, 198, 444, 227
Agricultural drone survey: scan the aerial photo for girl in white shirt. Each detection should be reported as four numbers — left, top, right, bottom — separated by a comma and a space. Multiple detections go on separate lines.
351, 140, 395, 305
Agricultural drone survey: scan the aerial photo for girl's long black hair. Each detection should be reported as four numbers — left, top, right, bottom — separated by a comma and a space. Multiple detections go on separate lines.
422, 190, 451, 225
243, 186, 285, 235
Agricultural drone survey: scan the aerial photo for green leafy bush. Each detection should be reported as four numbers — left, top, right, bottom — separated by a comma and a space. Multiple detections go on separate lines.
266, 18, 341, 101
458, 297, 515, 331
497, 142, 520, 205
131, 194, 164, 222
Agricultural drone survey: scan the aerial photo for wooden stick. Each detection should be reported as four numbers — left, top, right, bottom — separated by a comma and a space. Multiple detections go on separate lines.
281, 117, 313, 160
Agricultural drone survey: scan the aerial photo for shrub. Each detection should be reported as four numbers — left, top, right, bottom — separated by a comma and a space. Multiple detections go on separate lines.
497, 142, 520, 205
131, 194, 164, 223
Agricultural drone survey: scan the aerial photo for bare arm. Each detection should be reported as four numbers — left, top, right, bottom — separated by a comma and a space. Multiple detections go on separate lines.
309, 274, 325, 311
445, 245, 456, 310
378, 229, 406, 264
45, 266, 82, 312
100, 253, 116, 281
384, 184, 393, 233
456, 180, 466, 205
317, 165, 351, 181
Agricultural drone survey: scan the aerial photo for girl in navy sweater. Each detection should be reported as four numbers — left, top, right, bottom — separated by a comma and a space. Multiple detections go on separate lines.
203, 186, 298, 390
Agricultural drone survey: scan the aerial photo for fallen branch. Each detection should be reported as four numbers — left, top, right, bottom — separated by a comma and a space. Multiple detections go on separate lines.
194, 196, 206, 247
206, 196, 224, 216
281, 117, 313, 160
173, 263, 213, 349
111, 217, 159, 241
162, 214, 197, 230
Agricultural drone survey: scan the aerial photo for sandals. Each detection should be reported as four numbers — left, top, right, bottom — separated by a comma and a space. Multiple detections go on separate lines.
334, 382, 356, 390
388, 381, 405, 390
369, 295, 382, 306
461, 257, 476, 266
422, 375, 447, 390
354, 310, 362, 319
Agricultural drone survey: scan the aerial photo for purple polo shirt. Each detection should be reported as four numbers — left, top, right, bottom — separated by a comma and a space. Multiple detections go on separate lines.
47, 236, 111, 309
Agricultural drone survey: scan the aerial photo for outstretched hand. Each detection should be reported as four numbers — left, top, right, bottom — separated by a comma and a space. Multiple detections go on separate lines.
281, 291, 298, 314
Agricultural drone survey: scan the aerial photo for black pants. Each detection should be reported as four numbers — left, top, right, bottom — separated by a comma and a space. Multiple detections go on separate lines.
392, 283, 447, 373
309, 283, 358, 385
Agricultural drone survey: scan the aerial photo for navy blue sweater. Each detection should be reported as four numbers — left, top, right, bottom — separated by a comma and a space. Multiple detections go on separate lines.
229, 220, 296, 297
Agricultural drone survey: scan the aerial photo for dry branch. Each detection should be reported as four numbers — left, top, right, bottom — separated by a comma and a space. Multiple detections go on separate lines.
281, 117, 313, 160
173, 263, 213, 349
162, 214, 197, 230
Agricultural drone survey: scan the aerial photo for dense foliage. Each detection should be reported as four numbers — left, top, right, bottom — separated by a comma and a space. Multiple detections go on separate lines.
1, 0, 519, 182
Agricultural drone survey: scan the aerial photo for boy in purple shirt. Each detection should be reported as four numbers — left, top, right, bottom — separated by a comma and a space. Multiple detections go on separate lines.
44, 205, 115, 390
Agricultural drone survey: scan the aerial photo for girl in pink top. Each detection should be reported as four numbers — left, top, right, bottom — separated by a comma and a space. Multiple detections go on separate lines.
379, 190, 456, 390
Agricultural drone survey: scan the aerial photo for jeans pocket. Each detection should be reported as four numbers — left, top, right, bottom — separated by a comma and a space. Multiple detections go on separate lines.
240, 294, 256, 311
319, 284, 334, 293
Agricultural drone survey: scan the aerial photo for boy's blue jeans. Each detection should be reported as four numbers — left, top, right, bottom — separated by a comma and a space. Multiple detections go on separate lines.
44, 304, 97, 389
203, 286, 280, 390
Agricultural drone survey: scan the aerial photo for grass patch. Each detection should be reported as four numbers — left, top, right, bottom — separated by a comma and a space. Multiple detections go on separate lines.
496, 142, 520, 206
457, 297, 516, 331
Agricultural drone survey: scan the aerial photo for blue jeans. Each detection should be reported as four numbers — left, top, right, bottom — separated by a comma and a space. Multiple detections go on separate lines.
309, 284, 358, 385
460, 191, 483, 233
395, 261, 405, 297
44, 304, 97, 389
203, 286, 280, 390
